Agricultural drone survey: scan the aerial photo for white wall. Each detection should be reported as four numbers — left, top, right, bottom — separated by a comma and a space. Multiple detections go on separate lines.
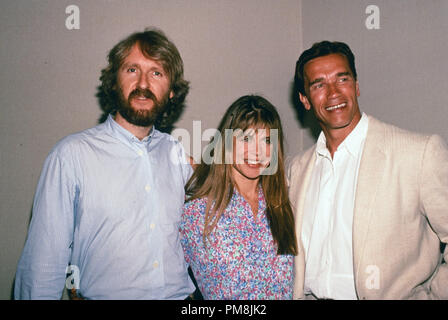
0, 0, 303, 299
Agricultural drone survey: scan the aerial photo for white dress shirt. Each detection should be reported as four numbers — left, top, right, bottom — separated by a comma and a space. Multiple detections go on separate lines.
302, 113, 369, 299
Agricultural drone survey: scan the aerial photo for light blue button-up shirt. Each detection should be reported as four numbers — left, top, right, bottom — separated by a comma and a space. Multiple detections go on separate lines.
14, 115, 195, 299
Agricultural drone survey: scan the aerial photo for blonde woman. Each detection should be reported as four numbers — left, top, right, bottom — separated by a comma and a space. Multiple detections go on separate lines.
180, 95, 297, 300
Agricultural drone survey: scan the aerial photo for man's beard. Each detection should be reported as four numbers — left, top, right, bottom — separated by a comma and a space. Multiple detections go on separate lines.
116, 87, 170, 127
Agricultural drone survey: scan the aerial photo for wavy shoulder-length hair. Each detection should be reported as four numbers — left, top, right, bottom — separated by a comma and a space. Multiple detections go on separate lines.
97, 27, 189, 132
185, 95, 297, 255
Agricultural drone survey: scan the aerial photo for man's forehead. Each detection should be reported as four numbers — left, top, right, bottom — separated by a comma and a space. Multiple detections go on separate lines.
304, 53, 351, 77
303, 53, 353, 83
121, 44, 165, 68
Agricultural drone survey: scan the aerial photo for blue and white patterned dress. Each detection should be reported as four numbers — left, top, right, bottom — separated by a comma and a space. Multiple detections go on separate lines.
180, 187, 293, 300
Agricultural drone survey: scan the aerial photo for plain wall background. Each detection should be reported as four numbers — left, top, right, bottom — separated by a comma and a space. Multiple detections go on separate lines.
300, 0, 448, 149
1, 0, 447, 300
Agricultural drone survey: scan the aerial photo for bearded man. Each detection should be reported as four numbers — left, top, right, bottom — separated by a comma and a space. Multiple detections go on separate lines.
14, 28, 196, 300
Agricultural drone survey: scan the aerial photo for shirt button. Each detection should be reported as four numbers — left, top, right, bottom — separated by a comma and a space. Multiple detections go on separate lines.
153, 261, 159, 269
150, 223, 155, 230
145, 185, 151, 192
137, 149, 144, 156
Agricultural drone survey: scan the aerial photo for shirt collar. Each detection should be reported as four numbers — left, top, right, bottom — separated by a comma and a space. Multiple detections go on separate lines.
105, 114, 155, 146
316, 112, 369, 158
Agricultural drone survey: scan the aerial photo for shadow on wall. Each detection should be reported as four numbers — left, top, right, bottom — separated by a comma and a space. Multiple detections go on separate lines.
10, 279, 14, 300
288, 80, 320, 142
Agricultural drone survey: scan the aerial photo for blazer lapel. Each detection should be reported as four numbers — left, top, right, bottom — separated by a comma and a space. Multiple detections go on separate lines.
290, 147, 316, 299
290, 148, 316, 242
352, 117, 387, 283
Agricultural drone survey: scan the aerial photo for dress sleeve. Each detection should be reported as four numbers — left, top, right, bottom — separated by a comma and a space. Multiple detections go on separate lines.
179, 199, 205, 266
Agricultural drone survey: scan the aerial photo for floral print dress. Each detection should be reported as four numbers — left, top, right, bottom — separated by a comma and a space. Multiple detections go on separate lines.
180, 187, 293, 300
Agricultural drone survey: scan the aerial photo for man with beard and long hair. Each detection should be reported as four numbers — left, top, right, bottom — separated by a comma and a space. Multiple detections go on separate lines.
14, 28, 196, 299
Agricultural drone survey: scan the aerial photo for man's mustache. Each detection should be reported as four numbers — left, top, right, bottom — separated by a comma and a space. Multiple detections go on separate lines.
128, 88, 157, 102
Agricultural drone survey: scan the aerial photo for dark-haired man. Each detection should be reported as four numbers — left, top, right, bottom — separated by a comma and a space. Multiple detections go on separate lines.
15, 28, 195, 299
289, 41, 448, 299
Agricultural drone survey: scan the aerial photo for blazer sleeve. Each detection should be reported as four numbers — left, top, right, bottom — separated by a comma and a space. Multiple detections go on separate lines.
420, 134, 448, 299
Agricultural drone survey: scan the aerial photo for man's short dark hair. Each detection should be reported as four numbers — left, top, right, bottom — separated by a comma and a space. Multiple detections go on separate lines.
98, 27, 189, 131
295, 41, 357, 95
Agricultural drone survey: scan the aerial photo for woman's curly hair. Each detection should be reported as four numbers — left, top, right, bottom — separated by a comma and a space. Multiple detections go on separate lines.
97, 28, 189, 132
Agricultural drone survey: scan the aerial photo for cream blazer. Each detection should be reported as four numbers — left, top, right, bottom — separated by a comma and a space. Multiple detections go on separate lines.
289, 116, 448, 299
